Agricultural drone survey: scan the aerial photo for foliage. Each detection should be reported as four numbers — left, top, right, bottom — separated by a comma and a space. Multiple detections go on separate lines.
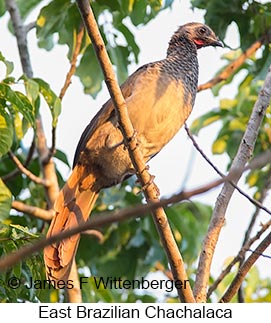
191, 0, 271, 50
35, 0, 172, 97
190, 2, 271, 198
0, 0, 270, 303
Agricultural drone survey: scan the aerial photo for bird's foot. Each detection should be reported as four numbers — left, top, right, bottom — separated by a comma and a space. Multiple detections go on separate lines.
137, 172, 160, 198
127, 129, 138, 143
124, 129, 140, 151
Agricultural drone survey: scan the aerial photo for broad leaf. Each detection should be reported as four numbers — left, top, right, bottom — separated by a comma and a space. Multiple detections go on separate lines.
0, 109, 13, 157
107, 45, 129, 84
0, 0, 5, 17
16, 0, 42, 19
0, 178, 12, 221
75, 45, 103, 97
0, 83, 35, 126
0, 51, 14, 77
36, 0, 72, 50
33, 78, 62, 127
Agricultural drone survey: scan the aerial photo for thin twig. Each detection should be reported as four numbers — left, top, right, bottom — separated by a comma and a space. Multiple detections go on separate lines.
155, 261, 174, 280
242, 166, 271, 247
47, 24, 85, 158
197, 38, 263, 92
237, 166, 271, 302
220, 231, 271, 303
194, 65, 271, 302
9, 175, 224, 233
2, 135, 36, 182
25, 21, 36, 33
8, 151, 50, 187
82, 229, 104, 243
76, 0, 195, 303
207, 218, 271, 299
59, 24, 84, 100
184, 125, 271, 216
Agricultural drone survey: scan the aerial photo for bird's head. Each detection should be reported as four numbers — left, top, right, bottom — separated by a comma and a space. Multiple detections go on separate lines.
168, 22, 223, 53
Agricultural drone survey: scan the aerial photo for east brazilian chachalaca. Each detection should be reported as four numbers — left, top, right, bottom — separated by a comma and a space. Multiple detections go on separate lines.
44, 22, 222, 282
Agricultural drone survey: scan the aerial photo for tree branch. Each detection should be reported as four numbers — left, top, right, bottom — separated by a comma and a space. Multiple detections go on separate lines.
197, 38, 262, 92
207, 218, 271, 299
76, 0, 195, 303
59, 24, 84, 101
12, 200, 54, 221
8, 151, 50, 187
1, 135, 36, 182
242, 166, 271, 247
220, 231, 271, 303
4, 0, 33, 77
5, 0, 59, 209
184, 124, 271, 216
193, 65, 271, 302
36, 119, 59, 209
47, 24, 84, 159
0, 172, 229, 276
237, 165, 271, 302
25, 21, 36, 33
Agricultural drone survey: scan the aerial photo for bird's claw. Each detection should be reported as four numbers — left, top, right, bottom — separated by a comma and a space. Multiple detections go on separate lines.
136, 172, 160, 198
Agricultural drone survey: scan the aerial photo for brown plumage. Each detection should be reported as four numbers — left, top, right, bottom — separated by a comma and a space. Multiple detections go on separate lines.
44, 22, 222, 281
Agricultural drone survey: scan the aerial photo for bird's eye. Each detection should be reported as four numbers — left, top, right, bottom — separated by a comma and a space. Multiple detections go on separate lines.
199, 27, 207, 35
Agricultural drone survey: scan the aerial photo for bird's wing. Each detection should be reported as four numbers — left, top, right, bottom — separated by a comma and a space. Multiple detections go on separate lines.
123, 64, 191, 159
72, 64, 150, 167
72, 61, 191, 165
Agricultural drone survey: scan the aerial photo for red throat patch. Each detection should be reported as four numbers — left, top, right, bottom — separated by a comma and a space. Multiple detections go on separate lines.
194, 39, 205, 48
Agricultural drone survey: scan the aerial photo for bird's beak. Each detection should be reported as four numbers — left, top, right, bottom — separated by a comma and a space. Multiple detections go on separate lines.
210, 38, 223, 47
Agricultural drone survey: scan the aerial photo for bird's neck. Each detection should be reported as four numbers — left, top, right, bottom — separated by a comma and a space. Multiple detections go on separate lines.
167, 36, 197, 57
163, 37, 199, 83
161, 37, 199, 106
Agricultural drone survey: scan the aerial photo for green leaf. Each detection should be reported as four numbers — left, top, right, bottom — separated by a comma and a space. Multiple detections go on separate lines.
0, 83, 35, 126
0, 178, 12, 221
254, 47, 271, 81
212, 135, 228, 154
0, 0, 5, 17
10, 224, 39, 238
130, 0, 148, 25
0, 109, 13, 157
57, 4, 84, 59
13, 112, 24, 140
36, 0, 72, 51
54, 149, 70, 168
0, 223, 11, 238
33, 78, 62, 127
14, 91, 36, 126
0, 52, 14, 77
116, 24, 140, 63
16, 0, 42, 20
25, 78, 40, 105
75, 45, 103, 98
166, 201, 212, 269
190, 109, 222, 135
108, 45, 129, 84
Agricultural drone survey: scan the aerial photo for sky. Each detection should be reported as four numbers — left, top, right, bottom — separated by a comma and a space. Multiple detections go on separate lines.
1, 0, 270, 283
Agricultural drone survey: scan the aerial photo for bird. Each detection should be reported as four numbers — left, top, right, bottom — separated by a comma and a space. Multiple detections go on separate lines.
44, 22, 222, 282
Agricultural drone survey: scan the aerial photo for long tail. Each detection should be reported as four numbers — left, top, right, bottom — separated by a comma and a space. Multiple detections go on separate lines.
44, 164, 99, 282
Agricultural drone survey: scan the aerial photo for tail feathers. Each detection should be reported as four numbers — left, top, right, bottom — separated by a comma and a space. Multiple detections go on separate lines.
44, 165, 99, 282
